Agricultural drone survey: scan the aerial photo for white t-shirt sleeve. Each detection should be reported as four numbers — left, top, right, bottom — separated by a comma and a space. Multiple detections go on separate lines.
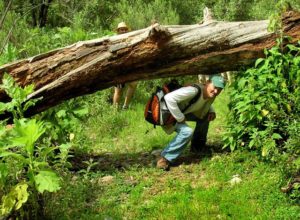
164, 86, 198, 122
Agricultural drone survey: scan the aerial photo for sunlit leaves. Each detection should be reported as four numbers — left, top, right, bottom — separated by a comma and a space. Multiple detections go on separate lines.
10, 119, 45, 156
0, 74, 33, 102
224, 42, 300, 160
261, 109, 269, 117
255, 58, 265, 68
272, 133, 282, 140
0, 183, 29, 216
0, 73, 39, 119
0, 74, 69, 217
34, 170, 61, 193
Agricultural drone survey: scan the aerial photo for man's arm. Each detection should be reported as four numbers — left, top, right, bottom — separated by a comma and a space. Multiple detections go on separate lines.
164, 86, 198, 123
207, 105, 216, 121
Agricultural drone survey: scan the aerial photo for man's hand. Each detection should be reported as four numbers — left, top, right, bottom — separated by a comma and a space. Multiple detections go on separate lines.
207, 112, 216, 121
178, 118, 186, 124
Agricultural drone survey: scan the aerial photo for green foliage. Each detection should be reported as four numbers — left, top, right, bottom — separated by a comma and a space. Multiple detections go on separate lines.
0, 118, 63, 217
74, 89, 130, 152
34, 170, 61, 193
45, 0, 116, 29
77, 158, 98, 179
202, 0, 255, 21
223, 42, 300, 165
10, 119, 45, 156
0, 73, 39, 119
37, 99, 89, 145
205, 0, 299, 22
267, 0, 296, 35
111, 0, 179, 30
0, 44, 18, 66
168, 0, 203, 24
0, 75, 76, 218
289, 183, 300, 203
16, 27, 103, 59
0, 3, 110, 62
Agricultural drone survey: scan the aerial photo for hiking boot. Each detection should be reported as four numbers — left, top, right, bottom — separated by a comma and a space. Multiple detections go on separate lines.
156, 156, 170, 170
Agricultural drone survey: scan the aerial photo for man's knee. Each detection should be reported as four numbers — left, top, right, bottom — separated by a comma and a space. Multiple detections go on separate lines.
180, 127, 194, 139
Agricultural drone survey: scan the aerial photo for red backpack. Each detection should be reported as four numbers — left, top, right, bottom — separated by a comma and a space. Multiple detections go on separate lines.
144, 81, 201, 126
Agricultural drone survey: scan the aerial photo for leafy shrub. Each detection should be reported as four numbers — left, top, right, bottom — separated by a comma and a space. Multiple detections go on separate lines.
0, 74, 79, 218
223, 41, 300, 165
36, 99, 89, 146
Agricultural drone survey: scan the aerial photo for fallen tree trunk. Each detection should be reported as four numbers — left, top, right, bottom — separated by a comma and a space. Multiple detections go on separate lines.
0, 10, 300, 115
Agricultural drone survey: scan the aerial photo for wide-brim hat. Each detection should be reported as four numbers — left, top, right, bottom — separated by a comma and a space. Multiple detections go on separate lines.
117, 22, 128, 30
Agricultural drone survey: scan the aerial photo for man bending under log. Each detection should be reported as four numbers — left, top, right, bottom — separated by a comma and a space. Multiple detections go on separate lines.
157, 75, 225, 170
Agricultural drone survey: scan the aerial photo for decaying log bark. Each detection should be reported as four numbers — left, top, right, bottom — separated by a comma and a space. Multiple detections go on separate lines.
0, 10, 300, 116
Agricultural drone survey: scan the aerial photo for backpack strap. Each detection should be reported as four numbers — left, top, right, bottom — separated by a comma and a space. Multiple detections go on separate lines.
182, 84, 201, 112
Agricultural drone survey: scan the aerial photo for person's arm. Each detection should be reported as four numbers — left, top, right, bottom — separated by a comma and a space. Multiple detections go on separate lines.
207, 105, 216, 121
164, 86, 198, 123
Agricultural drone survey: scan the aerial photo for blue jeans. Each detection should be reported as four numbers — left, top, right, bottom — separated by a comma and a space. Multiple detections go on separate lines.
161, 113, 209, 162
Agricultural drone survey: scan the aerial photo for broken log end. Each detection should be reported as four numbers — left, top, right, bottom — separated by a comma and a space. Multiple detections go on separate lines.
148, 24, 171, 43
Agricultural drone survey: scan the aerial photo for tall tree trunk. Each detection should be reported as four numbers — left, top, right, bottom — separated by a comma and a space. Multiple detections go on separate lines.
39, 0, 52, 27
30, 0, 38, 27
0, 10, 299, 116
30, 0, 52, 27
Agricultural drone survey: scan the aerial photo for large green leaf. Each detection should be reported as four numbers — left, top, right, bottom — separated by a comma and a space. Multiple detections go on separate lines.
255, 58, 265, 67
10, 119, 45, 156
14, 183, 29, 210
34, 170, 61, 193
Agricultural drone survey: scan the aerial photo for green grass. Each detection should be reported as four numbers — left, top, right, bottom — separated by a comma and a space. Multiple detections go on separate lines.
43, 85, 300, 219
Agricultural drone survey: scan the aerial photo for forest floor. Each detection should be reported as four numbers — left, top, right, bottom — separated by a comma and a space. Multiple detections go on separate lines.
43, 86, 300, 219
